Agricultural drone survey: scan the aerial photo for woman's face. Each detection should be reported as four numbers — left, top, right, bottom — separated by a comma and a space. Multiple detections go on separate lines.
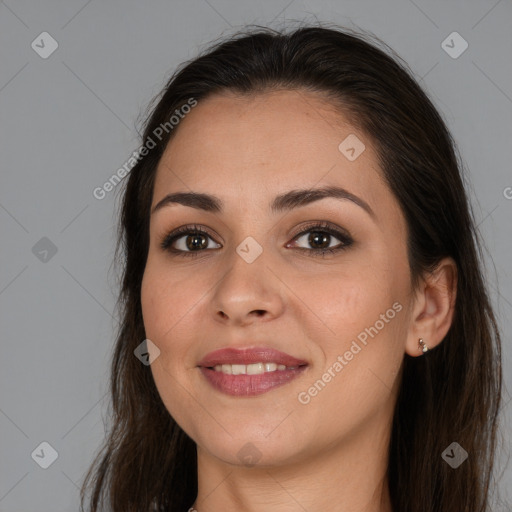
141, 89, 414, 467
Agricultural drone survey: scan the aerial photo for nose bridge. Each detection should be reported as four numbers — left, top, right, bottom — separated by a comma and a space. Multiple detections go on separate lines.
221, 236, 269, 298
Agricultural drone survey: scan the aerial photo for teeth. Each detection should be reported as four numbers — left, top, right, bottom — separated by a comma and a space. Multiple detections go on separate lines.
231, 364, 245, 375
247, 363, 264, 375
221, 364, 232, 374
212, 363, 294, 375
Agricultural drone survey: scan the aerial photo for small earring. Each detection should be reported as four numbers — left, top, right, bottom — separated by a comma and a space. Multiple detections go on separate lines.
418, 338, 429, 353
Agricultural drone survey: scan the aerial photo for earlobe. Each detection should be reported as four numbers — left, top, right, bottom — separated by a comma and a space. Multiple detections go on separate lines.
405, 257, 458, 357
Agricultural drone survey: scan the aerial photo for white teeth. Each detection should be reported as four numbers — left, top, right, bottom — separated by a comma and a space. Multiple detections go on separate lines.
247, 363, 264, 375
212, 362, 295, 375
265, 363, 277, 372
221, 364, 232, 374
231, 364, 245, 375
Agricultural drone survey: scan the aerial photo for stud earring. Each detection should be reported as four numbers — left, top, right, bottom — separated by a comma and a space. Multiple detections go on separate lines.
418, 338, 429, 353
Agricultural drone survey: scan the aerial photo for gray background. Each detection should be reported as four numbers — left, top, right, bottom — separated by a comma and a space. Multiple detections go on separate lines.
1, 1, 511, 511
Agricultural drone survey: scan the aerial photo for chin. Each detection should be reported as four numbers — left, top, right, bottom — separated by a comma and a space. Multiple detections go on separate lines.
195, 425, 310, 469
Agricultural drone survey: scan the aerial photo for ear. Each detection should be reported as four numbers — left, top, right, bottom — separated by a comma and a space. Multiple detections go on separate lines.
405, 257, 458, 357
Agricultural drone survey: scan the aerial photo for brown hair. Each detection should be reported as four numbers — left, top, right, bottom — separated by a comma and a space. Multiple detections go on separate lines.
80, 24, 504, 512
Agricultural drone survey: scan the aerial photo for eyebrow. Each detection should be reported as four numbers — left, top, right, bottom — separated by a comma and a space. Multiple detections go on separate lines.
151, 185, 375, 219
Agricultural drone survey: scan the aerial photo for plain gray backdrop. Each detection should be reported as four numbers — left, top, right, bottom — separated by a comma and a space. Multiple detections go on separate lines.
1, 1, 511, 511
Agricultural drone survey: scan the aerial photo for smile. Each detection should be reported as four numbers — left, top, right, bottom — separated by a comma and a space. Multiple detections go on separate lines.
197, 346, 309, 396
212, 362, 299, 374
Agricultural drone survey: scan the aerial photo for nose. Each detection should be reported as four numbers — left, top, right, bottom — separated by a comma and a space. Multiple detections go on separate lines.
209, 248, 285, 327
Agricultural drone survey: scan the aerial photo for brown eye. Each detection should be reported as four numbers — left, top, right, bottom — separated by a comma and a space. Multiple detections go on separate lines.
306, 231, 332, 250
288, 222, 354, 257
160, 225, 221, 256
160, 222, 353, 258
183, 233, 209, 251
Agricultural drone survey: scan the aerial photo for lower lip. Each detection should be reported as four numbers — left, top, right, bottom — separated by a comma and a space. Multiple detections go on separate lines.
199, 366, 308, 396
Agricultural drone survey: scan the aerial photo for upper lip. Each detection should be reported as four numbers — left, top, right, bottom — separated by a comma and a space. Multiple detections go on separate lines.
198, 347, 308, 368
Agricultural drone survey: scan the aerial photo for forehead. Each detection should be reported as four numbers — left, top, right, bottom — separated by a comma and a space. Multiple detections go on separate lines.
152, 89, 392, 219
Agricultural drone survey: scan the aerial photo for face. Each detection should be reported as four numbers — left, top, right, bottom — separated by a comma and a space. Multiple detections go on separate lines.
141, 89, 413, 468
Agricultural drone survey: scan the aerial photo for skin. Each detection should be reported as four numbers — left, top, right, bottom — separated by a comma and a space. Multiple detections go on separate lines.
141, 89, 457, 512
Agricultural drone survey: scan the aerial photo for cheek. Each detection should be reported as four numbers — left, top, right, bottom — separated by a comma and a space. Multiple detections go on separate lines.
140, 265, 192, 401
140, 259, 213, 391
140, 264, 200, 426
289, 258, 396, 337
290, 258, 407, 387
141, 259, 196, 342
295, 277, 405, 436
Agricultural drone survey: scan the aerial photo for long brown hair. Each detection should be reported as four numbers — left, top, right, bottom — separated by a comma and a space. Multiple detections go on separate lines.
80, 24, 504, 512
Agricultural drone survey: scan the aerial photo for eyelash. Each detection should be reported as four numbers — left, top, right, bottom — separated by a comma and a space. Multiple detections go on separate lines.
159, 221, 354, 258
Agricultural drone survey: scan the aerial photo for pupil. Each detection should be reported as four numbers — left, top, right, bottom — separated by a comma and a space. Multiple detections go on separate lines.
309, 232, 329, 249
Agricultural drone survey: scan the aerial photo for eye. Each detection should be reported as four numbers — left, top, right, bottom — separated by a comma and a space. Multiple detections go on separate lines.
160, 221, 353, 258
160, 224, 221, 257
287, 221, 353, 257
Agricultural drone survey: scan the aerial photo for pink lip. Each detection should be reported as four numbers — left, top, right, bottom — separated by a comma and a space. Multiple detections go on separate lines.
198, 347, 308, 367
198, 347, 309, 397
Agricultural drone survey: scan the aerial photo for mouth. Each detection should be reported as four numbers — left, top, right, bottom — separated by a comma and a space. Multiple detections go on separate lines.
208, 362, 304, 374
197, 346, 309, 397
